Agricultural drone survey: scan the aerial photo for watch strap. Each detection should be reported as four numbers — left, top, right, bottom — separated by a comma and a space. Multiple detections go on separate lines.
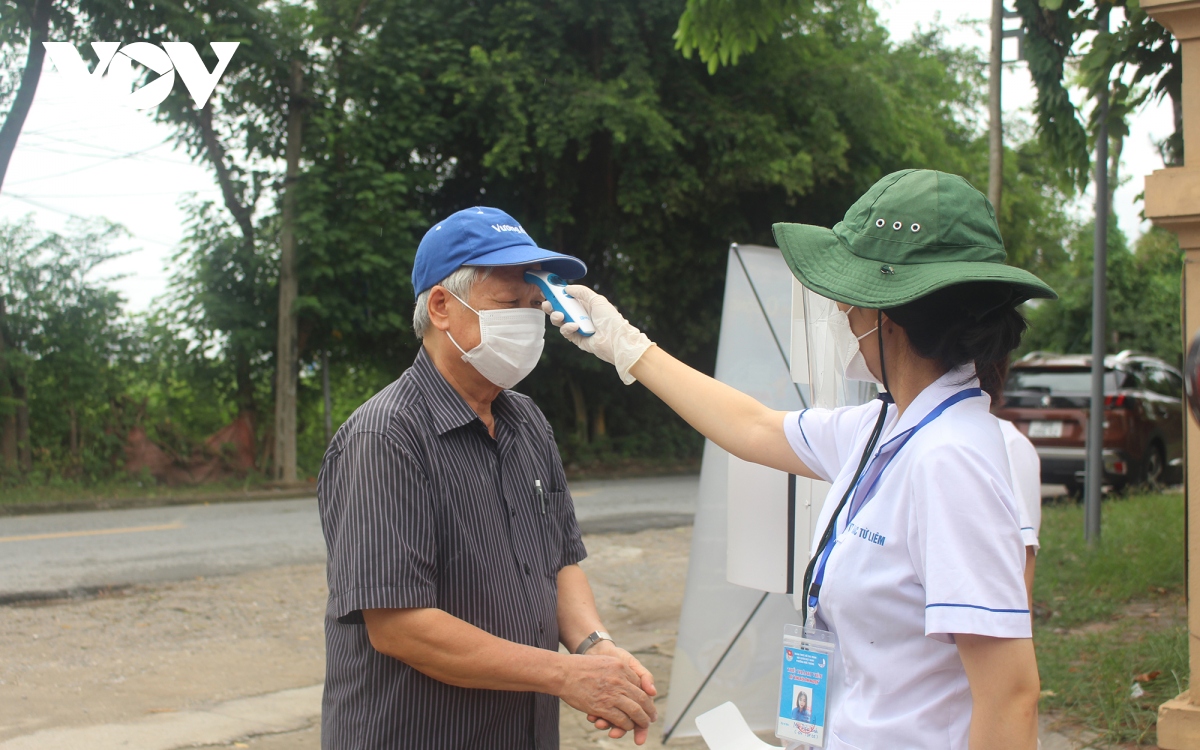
575, 630, 613, 655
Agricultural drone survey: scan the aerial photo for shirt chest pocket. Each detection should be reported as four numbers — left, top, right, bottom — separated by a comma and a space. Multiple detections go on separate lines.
538, 490, 570, 577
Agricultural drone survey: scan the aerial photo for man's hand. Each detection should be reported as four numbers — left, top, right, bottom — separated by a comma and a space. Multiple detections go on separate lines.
580, 641, 657, 744
557, 650, 658, 745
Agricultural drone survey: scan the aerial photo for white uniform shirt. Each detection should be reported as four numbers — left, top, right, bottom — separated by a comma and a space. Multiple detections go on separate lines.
999, 418, 1041, 551
784, 366, 1031, 750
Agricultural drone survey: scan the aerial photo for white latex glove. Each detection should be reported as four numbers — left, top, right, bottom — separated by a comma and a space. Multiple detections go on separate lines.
542, 285, 654, 385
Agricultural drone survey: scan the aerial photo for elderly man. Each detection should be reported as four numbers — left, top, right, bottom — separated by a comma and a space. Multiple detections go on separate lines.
318, 207, 657, 749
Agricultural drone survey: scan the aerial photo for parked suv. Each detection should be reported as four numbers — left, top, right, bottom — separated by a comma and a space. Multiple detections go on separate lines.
992, 351, 1184, 495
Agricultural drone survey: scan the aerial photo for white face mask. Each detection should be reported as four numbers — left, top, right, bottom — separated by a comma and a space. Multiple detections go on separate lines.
828, 307, 881, 384
445, 292, 546, 389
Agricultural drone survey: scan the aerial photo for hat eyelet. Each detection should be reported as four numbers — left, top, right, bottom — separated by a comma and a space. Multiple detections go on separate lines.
875, 219, 886, 228
911, 223, 920, 232
880, 265, 895, 275
892, 221, 903, 231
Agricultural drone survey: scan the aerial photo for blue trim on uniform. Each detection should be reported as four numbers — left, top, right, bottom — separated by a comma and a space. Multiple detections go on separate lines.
1020, 526, 1034, 532
796, 410, 813, 450
926, 602, 1030, 614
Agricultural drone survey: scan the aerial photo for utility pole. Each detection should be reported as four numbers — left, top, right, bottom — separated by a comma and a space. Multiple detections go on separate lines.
322, 350, 333, 447
988, 0, 1004, 212
1085, 8, 1111, 545
273, 59, 304, 484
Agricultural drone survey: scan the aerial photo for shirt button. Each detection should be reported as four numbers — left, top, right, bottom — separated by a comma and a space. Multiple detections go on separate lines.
524, 563, 531, 575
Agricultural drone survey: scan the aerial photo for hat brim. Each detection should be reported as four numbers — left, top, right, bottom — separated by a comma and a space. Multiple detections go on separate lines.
773, 222, 1058, 308
465, 245, 587, 280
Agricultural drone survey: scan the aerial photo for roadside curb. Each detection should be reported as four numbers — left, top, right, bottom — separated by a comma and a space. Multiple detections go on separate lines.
0, 488, 316, 518
0, 684, 323, 750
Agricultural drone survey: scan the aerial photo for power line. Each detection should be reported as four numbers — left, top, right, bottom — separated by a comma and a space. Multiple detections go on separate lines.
19, 131, 200, 166
0, 192, 179, 249
14, 189, 220, 198
17, 142, 199, 167
6, 138, 174, 185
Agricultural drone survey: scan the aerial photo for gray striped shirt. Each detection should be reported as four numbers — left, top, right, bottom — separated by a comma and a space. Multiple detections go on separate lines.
318, 348, 586, 749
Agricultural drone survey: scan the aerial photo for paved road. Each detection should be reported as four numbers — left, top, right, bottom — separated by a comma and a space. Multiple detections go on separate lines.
0, 475, 700, 599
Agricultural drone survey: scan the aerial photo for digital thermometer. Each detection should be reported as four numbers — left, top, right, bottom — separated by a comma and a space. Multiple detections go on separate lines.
525, 270, 596, 337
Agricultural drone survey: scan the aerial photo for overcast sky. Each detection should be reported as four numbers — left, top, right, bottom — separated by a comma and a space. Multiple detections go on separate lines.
0, 0, 1175, 313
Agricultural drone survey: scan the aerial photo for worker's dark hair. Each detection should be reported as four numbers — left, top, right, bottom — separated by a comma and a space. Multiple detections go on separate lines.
884, 282, 1027, 401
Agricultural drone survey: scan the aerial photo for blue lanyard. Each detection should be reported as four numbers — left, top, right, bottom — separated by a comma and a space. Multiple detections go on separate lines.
807, 388, 983, 613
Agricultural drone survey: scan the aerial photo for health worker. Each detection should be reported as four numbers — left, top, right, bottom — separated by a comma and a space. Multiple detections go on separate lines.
546, 169, 1055, 750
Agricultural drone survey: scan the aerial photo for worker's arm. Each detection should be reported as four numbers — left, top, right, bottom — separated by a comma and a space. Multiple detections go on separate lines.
956, 634, 1040, 750
547, 287, 818, 478
630, 346, 819, 478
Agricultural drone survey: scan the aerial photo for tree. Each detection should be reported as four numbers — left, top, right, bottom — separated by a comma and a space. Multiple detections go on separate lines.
4, 0, 1080, 483
0, 218, 129, 479
674, 0, 815, 73
83, 0, 314, 478
1014, 0, 1182, 187
0, 0, 107, 461
673, 0, 1180, 190
0, 0, 49, 192
1021, 224, 1182, 365
409, 0, 997, 457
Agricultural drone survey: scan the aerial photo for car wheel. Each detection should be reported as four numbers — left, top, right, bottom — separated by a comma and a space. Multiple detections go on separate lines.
1143, 444, 1165, 490
1063, 481, 1083, 500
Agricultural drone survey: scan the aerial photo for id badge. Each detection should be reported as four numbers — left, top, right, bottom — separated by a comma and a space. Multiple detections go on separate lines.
776, 624, 837, 749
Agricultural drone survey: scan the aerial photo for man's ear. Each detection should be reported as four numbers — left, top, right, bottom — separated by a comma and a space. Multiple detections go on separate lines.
428, 286, 452, 332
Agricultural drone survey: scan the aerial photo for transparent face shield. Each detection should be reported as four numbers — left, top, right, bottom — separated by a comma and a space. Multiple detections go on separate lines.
791, 282, 881, 409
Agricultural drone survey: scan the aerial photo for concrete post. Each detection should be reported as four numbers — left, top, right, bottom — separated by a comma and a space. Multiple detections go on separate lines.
1143, 1, 1200, 746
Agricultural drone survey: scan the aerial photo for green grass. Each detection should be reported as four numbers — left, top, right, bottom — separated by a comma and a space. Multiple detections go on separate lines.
0, 472, 274, 507
1034, 491, 1188, 745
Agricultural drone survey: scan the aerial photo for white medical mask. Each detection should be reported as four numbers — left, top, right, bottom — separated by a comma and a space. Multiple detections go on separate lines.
445, 292, 546, 389
828, 307, 881, 384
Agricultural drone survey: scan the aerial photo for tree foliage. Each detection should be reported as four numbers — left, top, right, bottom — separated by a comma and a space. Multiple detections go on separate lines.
1022, 225, 1183, 366
0, 0, 1093, 485
672, 0, 1181, 190
0, 218, 133, 480
1014, 0, 1181, 188
674, 0, 814, 73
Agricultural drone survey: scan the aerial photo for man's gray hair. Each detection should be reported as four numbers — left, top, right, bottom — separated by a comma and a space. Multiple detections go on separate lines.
412, 267, 490, 339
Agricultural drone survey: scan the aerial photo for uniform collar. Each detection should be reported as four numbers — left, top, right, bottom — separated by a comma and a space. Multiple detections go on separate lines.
413, 347, 517, 435
882, 363, 983, 441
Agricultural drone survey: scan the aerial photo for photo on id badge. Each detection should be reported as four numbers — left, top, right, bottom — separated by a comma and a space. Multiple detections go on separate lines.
778, 644, 829, 745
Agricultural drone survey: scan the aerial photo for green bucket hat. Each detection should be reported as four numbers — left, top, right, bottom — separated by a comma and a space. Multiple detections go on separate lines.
773, 169, 1057, 309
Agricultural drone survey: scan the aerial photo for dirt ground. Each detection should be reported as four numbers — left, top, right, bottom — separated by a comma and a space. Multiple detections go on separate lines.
1, 523, 1103, 750
0, 526, 709, 749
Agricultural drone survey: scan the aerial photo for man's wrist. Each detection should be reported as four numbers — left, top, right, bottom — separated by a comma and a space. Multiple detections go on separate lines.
575, 630, 614, 655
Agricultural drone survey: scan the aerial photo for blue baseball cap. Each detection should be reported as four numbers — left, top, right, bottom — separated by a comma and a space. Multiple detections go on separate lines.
412, 207, 587, 295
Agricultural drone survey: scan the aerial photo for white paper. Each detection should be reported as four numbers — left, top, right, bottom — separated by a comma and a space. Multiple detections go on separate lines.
696, 701, 783, 750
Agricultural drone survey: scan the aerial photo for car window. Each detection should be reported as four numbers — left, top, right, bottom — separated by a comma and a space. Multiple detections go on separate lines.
1114, 367, 1143, 389
1167, 370, 1184, 395
1145, 367, 1182, 397
1006, 369, 1123, 394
